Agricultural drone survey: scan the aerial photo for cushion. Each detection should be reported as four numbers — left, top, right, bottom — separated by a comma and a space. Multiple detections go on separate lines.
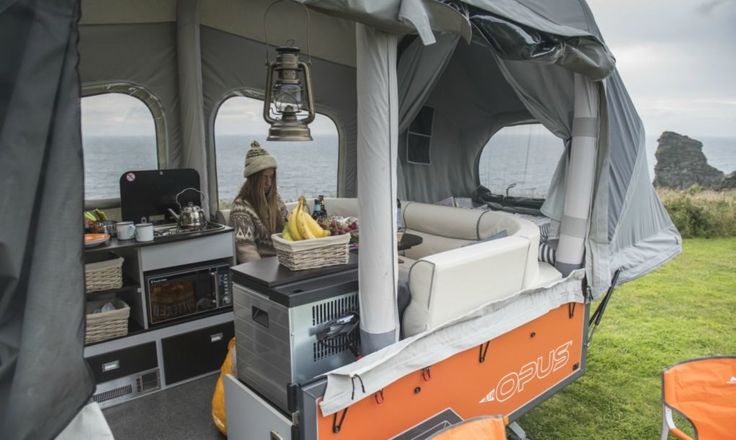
462, 229, 508, 247
402, 236, 530, 337
538, 240, 557, 265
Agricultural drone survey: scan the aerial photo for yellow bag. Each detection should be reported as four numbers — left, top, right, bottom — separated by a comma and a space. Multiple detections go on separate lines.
212, 337, 237, 436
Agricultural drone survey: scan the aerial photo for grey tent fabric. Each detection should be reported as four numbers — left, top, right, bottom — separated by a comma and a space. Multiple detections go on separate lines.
398, 32, 459, 133
602, 70, 681, 287
298, 0, 472, 45
0, 1, 95, 438
398, 39, 532, 202
177, 0, 210, 215
79, 22, 181, 168
471, 12, 614, 81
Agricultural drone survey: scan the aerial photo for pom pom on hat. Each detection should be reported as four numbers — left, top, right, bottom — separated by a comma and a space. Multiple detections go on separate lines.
243, 141, 278, 177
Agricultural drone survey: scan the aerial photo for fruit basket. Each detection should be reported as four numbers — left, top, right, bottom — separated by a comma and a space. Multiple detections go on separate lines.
271, 233, 351, 271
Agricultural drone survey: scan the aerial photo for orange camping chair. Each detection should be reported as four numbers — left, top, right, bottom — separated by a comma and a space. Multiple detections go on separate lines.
661, 356, 736, 440
430, 416, 508, 440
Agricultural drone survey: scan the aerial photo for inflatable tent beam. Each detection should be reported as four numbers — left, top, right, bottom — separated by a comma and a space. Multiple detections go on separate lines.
355, 24, 400, 354
176, 0, 209, 214
556, 74, 599, 276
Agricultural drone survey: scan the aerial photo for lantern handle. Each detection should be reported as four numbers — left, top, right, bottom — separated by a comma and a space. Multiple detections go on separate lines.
263, 0, 312, 65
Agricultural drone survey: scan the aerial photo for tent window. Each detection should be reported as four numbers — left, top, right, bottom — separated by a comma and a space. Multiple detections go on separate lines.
407, 106, 433, 165
214, 95, 339, 209
478, 124, 564, 199
81, 92, 159, 202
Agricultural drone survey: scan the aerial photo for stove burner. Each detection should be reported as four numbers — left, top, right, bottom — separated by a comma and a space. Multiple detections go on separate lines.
153, 222, 226, 238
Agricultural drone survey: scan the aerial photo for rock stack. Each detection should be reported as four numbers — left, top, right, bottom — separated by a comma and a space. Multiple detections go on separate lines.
653, 131, 724, 189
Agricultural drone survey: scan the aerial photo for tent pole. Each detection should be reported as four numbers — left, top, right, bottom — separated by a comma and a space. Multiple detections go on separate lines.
555, 74, 599, 276
355, 24, 400, 354
176, 0, 209, 214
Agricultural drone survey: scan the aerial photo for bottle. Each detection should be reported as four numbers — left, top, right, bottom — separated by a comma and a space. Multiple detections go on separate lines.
312, 198, 322, 220
318, 195, 327, 219
396, 199, 403, 231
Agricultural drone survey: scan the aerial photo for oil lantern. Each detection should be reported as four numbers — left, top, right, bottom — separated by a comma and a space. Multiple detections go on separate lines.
262, 45, 315, 141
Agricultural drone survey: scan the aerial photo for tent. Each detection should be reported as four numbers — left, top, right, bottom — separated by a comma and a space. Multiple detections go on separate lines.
0, 0, 680, 438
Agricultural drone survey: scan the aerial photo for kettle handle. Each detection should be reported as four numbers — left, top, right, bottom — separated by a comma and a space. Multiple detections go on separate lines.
175, 187, 207, 211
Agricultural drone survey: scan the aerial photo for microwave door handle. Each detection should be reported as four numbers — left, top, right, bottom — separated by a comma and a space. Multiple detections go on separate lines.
210, 270, 219, 306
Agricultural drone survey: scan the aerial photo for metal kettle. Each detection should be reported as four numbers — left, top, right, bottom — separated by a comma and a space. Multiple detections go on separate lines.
168, 188, 207, 229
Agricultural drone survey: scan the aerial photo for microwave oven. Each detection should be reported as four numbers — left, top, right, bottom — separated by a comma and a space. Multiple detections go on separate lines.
144, 260, 232, 326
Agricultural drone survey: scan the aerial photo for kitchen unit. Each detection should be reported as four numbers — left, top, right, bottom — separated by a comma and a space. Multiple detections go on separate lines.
83, 225, 235, 408
229, 254, 359, 434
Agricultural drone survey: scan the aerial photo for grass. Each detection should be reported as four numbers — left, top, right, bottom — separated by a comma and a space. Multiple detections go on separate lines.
518, 238, 736, 439
658, 189, 736, 238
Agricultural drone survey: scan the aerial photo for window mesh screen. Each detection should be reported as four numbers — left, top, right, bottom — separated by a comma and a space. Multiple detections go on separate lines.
407, 106, 434, 165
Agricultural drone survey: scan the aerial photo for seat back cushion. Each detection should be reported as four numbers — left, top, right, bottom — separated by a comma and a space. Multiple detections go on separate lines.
287, 197, 359, 218
402, 236, 529, 337
401, 203, 526, 260
215, 209, 231, 226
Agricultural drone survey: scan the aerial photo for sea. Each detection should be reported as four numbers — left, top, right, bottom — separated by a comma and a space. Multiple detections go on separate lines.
83, 134, 736, 202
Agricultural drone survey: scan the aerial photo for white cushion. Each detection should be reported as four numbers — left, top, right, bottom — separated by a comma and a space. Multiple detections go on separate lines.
531, 262, 563, 288
402, 236, 530, 337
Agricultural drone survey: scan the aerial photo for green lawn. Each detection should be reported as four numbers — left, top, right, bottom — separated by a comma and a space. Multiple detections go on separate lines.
518, 238, 736, 439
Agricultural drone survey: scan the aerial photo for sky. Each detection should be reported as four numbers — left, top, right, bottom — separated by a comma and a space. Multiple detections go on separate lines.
82, 1, 736, 139
586, 0, 736, 138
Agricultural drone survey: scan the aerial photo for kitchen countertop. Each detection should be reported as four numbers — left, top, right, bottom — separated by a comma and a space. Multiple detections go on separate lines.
230, 254, 359, 307
84, 223, 233, 255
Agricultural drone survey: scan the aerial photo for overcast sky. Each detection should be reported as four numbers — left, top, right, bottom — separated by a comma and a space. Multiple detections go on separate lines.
587, 0, 736, 138
82, 1, 736, 139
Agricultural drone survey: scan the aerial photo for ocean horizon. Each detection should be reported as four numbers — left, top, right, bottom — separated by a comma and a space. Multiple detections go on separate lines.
82, 133, 735, 202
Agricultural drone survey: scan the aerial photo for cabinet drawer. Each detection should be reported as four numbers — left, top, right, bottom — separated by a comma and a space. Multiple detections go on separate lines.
86, 342, 157, 384
162, 321, 234, 385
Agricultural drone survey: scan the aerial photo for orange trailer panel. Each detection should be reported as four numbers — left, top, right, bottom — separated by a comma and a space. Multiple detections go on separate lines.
311, 303, 585, 439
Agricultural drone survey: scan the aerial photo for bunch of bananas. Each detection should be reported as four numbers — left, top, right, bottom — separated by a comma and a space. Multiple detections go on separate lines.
84, 208, 108, 222
283, 196, 330, 241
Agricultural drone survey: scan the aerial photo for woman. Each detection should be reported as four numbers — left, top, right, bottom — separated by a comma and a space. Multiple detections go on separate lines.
230, 141, 288, 263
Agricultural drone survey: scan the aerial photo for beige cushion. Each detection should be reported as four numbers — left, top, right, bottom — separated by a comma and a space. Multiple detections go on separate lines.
531, 262, 563, 288
215, 209, 231, 226
402, 236, 530, 337
287, 197, 359, 218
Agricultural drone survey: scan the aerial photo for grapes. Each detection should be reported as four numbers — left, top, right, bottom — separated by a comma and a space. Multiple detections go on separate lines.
325, 215, 359, 241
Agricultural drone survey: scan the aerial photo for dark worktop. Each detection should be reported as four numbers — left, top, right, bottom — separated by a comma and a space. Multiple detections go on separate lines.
84, 223, 233, 255
230, 253, 359, 308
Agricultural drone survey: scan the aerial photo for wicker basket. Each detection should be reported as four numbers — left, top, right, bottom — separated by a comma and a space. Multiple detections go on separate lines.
85, 299, 130, 344
272, 233, 350, 271
85, 256, 124, 293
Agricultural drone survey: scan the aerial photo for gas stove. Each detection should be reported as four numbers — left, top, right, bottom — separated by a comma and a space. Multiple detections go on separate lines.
153, 222, 226, 238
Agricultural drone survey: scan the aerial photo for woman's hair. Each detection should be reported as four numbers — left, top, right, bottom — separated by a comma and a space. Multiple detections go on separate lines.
236, 169, 284, 234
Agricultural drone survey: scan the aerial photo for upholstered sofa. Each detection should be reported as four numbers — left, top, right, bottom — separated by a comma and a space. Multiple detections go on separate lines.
216, 198, 561, 337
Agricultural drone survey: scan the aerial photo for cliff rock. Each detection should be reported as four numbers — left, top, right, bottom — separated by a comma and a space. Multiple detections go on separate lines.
653, 131, 724, 189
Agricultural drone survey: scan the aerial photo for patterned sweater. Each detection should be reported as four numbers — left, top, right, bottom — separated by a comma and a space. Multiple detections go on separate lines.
230, 197, 288, 263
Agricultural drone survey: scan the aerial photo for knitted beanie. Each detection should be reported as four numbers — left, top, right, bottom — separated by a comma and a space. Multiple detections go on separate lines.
243, 141, 278, 178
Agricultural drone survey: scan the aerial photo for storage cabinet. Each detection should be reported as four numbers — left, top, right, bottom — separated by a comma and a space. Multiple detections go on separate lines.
87, 341, 158, 384
83, 228, 236, 407
162, 321, 234, 385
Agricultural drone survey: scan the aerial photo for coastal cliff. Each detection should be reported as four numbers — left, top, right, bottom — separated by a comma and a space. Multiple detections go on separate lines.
653, 131, 724, 189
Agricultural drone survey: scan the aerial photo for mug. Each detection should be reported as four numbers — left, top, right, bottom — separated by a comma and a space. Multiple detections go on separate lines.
135, 223, 154, 242
116, 221, 135, 240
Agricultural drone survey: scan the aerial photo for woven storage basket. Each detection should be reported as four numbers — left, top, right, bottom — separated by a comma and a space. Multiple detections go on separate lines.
85, 256, 124, 293
272, 233, 350, 270
85, 299, 130, 344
